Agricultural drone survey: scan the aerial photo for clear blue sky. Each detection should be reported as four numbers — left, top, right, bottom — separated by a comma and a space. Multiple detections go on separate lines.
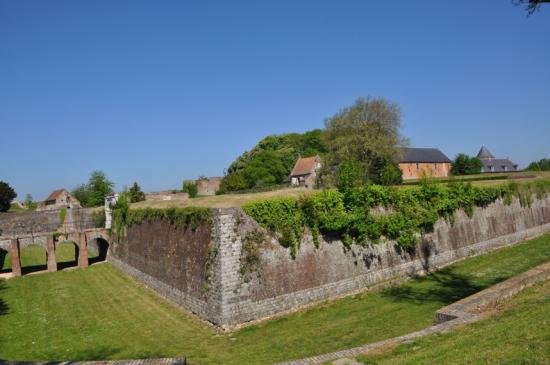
1, 0, 549, 200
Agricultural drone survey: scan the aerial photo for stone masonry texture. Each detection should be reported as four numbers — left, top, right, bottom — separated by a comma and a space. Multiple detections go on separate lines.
107, 195, 550, 327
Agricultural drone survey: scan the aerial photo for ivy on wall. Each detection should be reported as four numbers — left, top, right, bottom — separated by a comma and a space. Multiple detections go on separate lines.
243, 180, 550, 258
112, 199, 211, 242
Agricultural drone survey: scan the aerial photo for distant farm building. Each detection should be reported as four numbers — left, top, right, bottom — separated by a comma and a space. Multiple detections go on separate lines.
196, 177, 222, 196
290, 155, 322, 188
398, 148, 452, 180
477, 146, 518, 173
39, 189, 80, 211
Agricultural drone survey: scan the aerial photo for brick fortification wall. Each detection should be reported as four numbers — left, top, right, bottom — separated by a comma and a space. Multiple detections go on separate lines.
108, 195, 550, 327
108, 219, 224, 324
0, 208, 100, 251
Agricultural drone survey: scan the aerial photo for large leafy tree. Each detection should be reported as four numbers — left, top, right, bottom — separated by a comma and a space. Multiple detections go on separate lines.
0, 181, 17, 212
323, 97, 407, 185
451, 154, 483, 175
72, 170, 114, 207
221, 129, 327, 192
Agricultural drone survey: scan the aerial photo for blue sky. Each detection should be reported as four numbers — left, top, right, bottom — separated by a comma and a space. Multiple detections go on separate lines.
1, 0, 549, 200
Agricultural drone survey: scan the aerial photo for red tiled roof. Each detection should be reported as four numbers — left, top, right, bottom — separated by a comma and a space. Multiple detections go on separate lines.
45, 189, 67, 201
290, 156, 321, 176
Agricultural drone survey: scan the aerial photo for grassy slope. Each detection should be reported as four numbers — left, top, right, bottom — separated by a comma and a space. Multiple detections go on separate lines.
356, 280, 550, 365
131, 187, 315, 209
0, 234, 549, 364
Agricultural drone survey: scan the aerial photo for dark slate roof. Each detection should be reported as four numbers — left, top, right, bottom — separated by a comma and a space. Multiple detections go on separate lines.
477, 146, 495, 159
480, 158, 518, 173
399, 148, 451, 163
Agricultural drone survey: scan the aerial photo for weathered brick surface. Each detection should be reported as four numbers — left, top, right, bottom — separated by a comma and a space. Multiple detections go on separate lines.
107, 195, 550, 328
215, 195, 550, 326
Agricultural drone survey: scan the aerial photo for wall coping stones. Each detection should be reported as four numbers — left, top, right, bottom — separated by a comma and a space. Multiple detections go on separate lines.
0, 358, 187, 365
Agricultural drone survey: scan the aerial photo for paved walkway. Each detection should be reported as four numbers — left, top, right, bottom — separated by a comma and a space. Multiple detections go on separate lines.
276, 261, 550, 365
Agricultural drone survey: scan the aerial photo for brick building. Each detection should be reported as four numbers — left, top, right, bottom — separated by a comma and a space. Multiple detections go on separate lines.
196, 177, 222, 196
398, 148, 452, 180
290, 155, 322, 188
39, 189, 80, 211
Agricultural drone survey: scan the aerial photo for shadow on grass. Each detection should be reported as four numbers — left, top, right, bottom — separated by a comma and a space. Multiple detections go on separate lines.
0, 280, 8, 316
0, 249, 10, 274
56, 260, 79, 271
21, 264, 48, 275
381, 267, 485, 306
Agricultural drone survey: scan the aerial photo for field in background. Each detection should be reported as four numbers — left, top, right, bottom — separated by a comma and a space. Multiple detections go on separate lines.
132, 171, 550, 209
356, 280, 550, 365
1, 234, 549, 364
131, 187, 316, 209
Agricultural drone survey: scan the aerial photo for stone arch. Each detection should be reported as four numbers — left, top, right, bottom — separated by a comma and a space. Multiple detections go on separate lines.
87, 235, 110, 265
19, 242, 48, 274
55, 240, 80, 271
0, 245, 10, 274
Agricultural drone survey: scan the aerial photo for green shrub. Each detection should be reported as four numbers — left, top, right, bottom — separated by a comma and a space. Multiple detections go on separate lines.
243, 180, 550, 257
111, 201, 211, 242
182, 181, 198, 198
91, 209, 106, 228
337, 160, 364, 192
58, 208, 67, 226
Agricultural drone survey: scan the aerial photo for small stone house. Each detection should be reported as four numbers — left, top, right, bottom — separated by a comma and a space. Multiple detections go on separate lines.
477, 146, 518, 173
196, 177, 222, 196
398, 148, 452, 180
41, 189, 80, 210
290, 156, 322, 188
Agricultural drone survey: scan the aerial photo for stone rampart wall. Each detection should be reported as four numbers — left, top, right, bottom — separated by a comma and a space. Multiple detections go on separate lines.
107, 195, 550, 327
214, 195, 550, 326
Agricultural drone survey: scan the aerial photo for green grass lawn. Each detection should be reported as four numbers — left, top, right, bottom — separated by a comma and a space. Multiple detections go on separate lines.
356, 280, 550, 365
0, 234, 549, 364
0, 242, 98, 273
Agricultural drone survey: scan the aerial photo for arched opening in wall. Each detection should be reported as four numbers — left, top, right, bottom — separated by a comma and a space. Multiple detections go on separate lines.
88, 238, 109, 265
19, 244, 47, 274
0, 248, 10, 274
55, 241, 80, 270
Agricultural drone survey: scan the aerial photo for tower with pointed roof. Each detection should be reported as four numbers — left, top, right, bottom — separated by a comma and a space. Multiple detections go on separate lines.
477, 145, 495, 160
476, 146, 518, 173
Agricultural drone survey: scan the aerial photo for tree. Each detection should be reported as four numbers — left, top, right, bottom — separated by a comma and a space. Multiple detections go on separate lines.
24, 194, 37, 211
323, 97, 408, 185
451, 154, 483, 175
222, 129, 328, 191
182, 180, 198, 198
525, 158, 550, 171
377, 161, 403, 186
336, 160, 365, 192
0, 181, 17, 212
71, 170, 114, 207
513, 0, 549, 15
128, 182, 146, 203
